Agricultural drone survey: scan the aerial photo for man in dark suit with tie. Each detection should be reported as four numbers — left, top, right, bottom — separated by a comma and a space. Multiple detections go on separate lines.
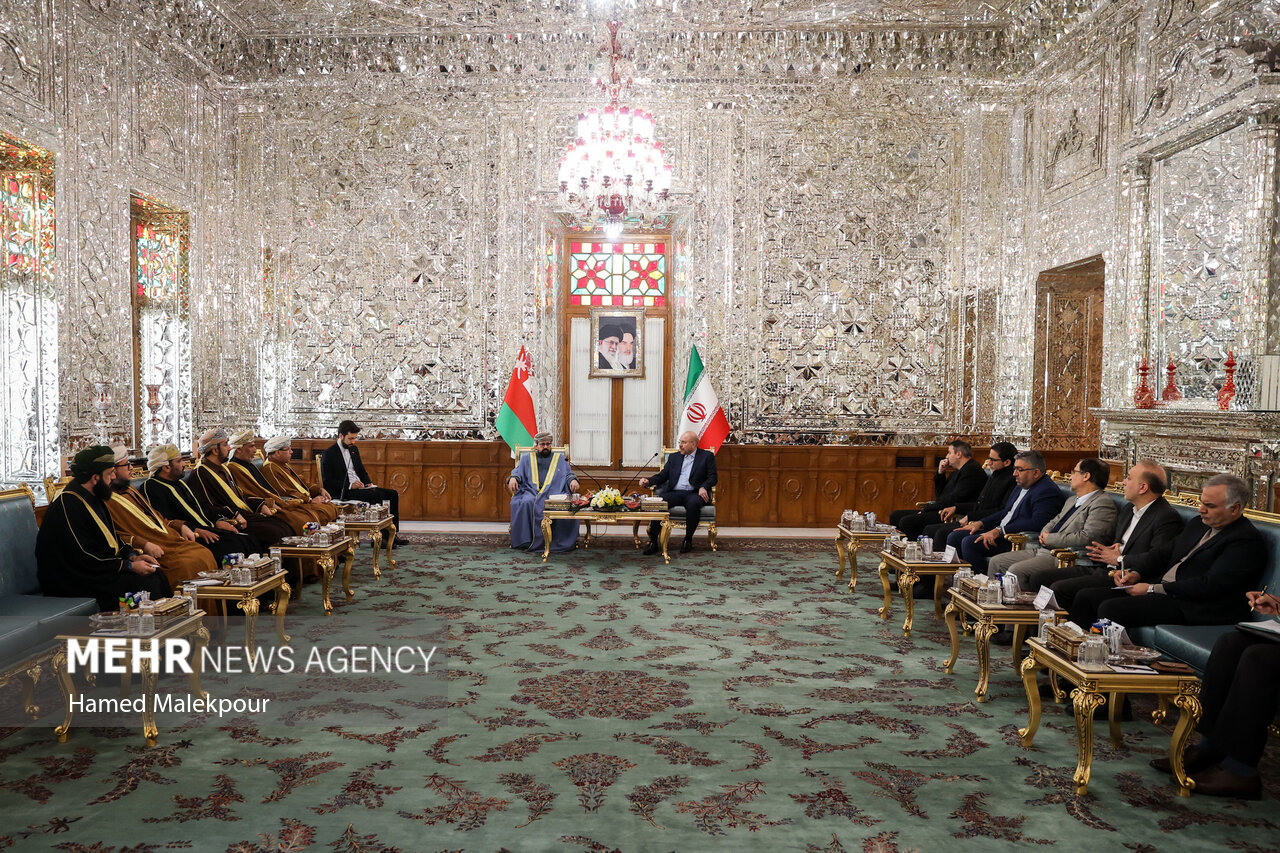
1051, 461, 1184, 612
889, 440, 988, 539
640, 431, 717, 555
952, 449, 1065, 573
320, 420, 402, 546
1069, 473, 1264, 629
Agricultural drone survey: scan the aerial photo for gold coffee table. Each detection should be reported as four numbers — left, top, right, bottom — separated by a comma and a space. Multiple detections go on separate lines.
541, 509, 672, 563
195, 570, 291, 656
943, 588, 1066, 703
271, 538, 355, 615
1018, 638, 1201, 796
877, 550, 967, 637
344, 516, 397, 579
834, 524, 895, 591
53, 612, 210, 746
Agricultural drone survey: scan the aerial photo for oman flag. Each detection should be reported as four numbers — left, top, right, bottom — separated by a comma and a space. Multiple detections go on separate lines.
677, 346, 730, 453
495, 346, 538, 453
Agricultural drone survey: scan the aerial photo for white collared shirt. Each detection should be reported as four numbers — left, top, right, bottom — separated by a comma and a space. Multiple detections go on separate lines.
1119, 500, 1152, 552
339, 443, 360, 487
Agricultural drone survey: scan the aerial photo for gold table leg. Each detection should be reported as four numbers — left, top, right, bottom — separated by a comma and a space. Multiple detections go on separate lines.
1011, 624, 1027, 663
933, 575, 945, 619
660, 520, 672, 564
632, 521, 642, 549
877, 560, 892, 619
140, 653, 158, 747
370, 530, 382, 578
899, 568, 918, 636
272, 582, 291, 645
1017, 653, 1042, 746
343, 542, 356, 601
1071, 683, 1105, 795
973, 618, 997, 702
190, 625, 210, 701
1108, 691, 1124, 748
384, 523, 396, 571
943, 601, 960, 674
846, 540, 860, 592
1153, 693, 1171, 725
1170, 688, 1202, 797
320, 555, 336, 615
834, 532, 848, 582
708, 523, 718, 551
541, 517, 553, 562
237, 594, 261, 658
53, 650, 73, 743
19, 660, 42, 718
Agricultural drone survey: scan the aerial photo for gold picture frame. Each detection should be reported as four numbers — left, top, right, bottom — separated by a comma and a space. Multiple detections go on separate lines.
589, 307, 645, 379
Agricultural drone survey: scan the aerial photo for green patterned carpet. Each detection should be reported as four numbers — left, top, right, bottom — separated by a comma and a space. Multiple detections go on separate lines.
1, 536, 1276, 852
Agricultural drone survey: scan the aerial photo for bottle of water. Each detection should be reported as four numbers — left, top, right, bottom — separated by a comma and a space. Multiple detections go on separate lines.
139, 600, 155, 634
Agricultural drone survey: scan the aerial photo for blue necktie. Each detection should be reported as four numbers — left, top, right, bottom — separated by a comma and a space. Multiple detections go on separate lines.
1050, 504, 1078, 533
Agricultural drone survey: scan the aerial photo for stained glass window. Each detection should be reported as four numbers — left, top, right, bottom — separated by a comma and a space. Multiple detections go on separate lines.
0, 136, 58, 491
131, 196, 191, 449
568, 240, 666, 307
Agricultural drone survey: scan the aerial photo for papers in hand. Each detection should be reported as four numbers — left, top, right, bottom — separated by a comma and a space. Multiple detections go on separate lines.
1112, 584, 1134, 590
1237, 620, 1280, 640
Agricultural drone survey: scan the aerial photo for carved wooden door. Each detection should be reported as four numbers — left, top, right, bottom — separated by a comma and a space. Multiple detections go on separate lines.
1032, 257, 1104, 452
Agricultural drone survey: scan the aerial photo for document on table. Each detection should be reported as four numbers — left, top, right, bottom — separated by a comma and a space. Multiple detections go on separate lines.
189, 578, 224, 586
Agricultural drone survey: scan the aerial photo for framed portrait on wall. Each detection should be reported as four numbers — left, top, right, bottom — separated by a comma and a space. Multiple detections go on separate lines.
589, 308, 644, 379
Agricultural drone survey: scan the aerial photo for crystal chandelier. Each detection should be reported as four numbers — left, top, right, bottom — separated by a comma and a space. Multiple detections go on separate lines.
558, 21, 672, 238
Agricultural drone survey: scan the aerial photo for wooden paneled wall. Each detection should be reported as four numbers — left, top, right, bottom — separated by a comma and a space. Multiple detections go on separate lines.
285, 440, 1096, 527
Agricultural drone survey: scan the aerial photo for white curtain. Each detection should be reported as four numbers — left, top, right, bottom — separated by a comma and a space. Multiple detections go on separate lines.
622, 317, 665, 465
570, 317, 612, 465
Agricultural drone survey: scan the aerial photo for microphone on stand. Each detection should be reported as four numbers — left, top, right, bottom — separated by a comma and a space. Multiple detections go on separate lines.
620, 450, 662, 497
578, 468, 606, 493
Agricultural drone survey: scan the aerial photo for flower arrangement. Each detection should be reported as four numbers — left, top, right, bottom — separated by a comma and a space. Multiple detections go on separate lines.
588, 486, 625, 510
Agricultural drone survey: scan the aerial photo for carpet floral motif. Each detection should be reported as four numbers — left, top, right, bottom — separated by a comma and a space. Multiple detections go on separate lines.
1, 536, 1277, 852
511, 668, 694, 720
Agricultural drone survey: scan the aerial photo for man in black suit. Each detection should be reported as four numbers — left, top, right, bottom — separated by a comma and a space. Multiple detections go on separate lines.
320, 420, 402, 546
890, 440, 988, 539
920, 441, 1018, 552
1051, 460, 1184, 612
1070, 473, 1264, 629
639, 430, 717, 555
1152, 589, 1279, 800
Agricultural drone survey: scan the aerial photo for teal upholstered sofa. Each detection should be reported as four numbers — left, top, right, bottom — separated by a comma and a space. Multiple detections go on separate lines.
0, 485, 99, 717
1042, 476, 1280, 673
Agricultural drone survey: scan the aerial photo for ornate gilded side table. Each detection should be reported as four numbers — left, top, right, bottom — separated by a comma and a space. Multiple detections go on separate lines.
943, 587, 1066, 703
834, 523, 895, 591
877, 551, 967, 637
271, 538, 355, 615
195, 569, 291, 656
343, 516, 397, 579
540, 509, 672, 563
53, 612, 210, 746
1018, 638, 1201, 797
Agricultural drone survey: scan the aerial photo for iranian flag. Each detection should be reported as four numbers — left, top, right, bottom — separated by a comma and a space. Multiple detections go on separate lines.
677, 346, 730, 453
495, 346, 538, 453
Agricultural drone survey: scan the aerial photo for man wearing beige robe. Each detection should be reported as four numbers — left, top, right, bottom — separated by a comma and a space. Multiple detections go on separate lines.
223, 429, 324, 535
105, 446, 217, 587
260, 435, 339, 524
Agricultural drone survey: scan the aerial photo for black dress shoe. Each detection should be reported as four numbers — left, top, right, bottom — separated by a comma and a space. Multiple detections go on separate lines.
643, 542, 661, 556
1151, 746, 1217, 776
679, 540, 693, 554
1190, 765, 1262, 800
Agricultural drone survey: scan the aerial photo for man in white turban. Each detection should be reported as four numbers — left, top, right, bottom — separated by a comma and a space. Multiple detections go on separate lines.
140, 443, 263, 562
261, 435, 338, 523
507, 431, 580, 553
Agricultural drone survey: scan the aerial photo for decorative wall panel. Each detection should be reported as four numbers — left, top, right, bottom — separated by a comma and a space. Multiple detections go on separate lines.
0, 0, 52, 115
1150, 123, 1254, 402
740, 114, 962, 435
